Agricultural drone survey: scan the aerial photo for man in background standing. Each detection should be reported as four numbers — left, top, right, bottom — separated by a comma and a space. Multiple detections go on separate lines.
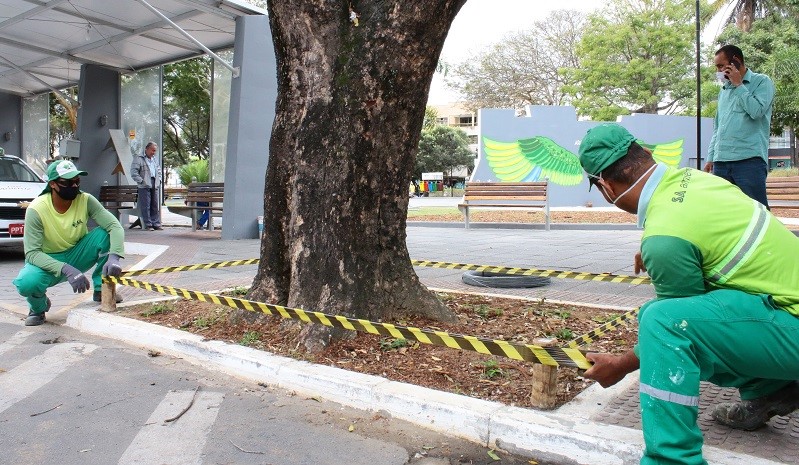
131, 141, 163, 230
704, 44, 775, 208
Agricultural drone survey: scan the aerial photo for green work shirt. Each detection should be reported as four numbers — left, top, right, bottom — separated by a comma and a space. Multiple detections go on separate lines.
24, 192, 125, 276
637, 165, 799, 315
707, 68, 774, 163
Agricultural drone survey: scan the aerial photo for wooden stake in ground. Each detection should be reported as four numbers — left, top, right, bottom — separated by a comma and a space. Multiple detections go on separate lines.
100, 281, 117, 312
530, 338, 558, 409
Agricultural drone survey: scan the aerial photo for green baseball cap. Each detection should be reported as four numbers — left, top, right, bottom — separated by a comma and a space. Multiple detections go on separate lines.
578, 123, 636, 186
41, 159, 88, 195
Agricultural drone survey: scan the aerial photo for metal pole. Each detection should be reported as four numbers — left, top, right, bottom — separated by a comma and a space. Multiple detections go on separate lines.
696, 0, 702, 170
134, 0, 240, 78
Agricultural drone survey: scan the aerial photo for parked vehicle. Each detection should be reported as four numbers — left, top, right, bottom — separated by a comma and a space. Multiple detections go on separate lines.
0, 154, 46, 245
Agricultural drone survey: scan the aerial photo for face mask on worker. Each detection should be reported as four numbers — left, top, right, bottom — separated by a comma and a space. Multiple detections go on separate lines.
54, 183, 80, 201
716, 71, 728, 83
598, 164, 657, 205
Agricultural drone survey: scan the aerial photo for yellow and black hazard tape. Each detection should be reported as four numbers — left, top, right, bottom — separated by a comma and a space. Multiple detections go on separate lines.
411, 260, 652, 285
567, 308, 639, 348
120, 258, 652, 286
105, 275, 592, 369
121, 258, 260, 277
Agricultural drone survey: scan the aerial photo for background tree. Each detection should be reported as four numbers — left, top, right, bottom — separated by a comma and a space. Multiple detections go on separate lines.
708, 0, 789, 32
445, 10, 585, 112
49, 88, 78, 157
423, 106, 440, 130
162, 56, 212, 169
415, 125, 474, 180
563, 0, 707, 121
252, 0, 466, 352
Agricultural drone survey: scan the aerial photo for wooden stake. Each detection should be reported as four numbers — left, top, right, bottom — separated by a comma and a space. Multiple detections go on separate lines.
530, 337, 558, 409
100, 281, 117, 312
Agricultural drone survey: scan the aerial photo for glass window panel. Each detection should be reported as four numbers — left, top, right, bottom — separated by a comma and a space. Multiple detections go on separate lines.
211, 49, 234, 183
121, 67, 162, 171
22, 93, 49, 177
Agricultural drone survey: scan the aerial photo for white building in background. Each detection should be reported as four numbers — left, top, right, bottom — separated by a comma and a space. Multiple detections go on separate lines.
429, 103, 479, 180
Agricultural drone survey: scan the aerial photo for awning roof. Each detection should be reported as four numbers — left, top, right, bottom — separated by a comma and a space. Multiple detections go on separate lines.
0, 0, 267, 97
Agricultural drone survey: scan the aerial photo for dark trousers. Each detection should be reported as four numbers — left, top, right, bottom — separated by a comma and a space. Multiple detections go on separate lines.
137, 178, 161, 227
713, 157, 770, 209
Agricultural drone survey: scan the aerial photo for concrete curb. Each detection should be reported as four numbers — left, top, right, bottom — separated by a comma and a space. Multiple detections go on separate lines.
65, 307, 782, 465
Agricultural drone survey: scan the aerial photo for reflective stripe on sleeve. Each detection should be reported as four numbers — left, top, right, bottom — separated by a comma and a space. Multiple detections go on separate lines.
707, 200, 769, 285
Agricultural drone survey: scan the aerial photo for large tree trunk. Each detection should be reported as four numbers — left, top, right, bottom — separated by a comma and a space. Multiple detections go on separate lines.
252, 0, 466, 351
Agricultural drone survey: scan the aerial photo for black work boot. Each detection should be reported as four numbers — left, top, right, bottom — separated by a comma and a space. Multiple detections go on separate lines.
25, 298, 50, 326
711, 381, 799, 431
93, 291, 123, 303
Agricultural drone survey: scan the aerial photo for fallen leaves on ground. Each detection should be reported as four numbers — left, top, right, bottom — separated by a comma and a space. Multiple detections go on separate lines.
121, 292, 637, 409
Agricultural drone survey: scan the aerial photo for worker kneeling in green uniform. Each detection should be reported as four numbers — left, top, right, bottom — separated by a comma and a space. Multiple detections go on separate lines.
578, 124, 799, 465
13, 160, 125, 326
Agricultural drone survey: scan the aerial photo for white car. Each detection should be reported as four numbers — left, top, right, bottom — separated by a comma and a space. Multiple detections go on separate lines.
0, 154, 46, 245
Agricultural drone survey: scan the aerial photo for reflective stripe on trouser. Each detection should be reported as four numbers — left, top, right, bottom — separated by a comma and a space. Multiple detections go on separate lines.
638, 289, 799, 465
12, 228, 111, 313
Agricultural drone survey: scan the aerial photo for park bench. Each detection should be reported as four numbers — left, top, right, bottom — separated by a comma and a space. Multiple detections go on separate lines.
458, 181, 550, 231
767, 176, 799, 210
98, 185, 138, 214
186, 182, 225, 231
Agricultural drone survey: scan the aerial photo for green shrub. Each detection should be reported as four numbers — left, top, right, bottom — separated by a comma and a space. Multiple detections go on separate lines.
769, 168, 798, 177
177, 159, 209, 186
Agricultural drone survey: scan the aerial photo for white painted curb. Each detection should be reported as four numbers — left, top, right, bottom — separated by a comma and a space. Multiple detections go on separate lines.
65, 307, 782, 465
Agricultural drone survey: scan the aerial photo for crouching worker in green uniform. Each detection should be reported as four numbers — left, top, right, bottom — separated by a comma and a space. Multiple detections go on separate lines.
577, 124, 799, 465
13, 160, 125, 326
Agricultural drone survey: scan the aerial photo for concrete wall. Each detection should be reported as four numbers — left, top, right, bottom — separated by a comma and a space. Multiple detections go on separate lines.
475, 106, 714, 207
76, 65, 121, 198
222, 15, 276, 240
0, 93, 22, 156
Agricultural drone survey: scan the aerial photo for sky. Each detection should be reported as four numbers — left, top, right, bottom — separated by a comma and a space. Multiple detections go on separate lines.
427, 0, 735, 105
427, 0, 604, 104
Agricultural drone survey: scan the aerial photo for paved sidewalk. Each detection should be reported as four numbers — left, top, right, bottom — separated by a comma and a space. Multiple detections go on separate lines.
0, 222, 795, 464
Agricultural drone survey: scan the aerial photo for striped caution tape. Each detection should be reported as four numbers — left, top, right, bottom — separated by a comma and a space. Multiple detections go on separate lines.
120, 258, 652, 286
121, 258, 260, 276
105, 276, 592, 369
411, 260, 652, 285
567, 308, 639, 348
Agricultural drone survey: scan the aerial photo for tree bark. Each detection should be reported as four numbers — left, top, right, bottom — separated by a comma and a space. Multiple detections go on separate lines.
253, 0, 466, 351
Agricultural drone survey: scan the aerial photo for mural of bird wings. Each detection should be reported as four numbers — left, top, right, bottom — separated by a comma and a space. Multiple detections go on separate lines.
637, 139, 683, 167
482, 136, 584, 185
482, 136, 685, 185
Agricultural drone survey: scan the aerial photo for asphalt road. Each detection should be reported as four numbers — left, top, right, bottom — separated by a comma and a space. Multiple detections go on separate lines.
0, 310, 540, 465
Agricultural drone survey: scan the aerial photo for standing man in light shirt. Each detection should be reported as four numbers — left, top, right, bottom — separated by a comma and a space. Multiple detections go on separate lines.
130, 141, 163, 230
704, 44, 775, 208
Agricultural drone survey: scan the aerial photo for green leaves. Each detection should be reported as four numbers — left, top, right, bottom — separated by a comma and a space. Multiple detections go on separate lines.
415, 124, 474, 179
563, 0, 705, 120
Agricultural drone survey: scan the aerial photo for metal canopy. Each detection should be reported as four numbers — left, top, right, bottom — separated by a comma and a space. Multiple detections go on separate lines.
0, 0, 267, 96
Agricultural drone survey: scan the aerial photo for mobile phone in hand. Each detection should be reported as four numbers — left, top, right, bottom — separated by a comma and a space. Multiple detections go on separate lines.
730, 57, 741, 70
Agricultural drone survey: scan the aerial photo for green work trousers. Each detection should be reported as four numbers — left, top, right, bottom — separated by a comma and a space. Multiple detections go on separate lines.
13, 228, 111, 314
638, 289, 799, 465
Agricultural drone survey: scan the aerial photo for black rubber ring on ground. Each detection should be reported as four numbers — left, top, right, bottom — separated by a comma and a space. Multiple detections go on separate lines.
461, 270, 552, 288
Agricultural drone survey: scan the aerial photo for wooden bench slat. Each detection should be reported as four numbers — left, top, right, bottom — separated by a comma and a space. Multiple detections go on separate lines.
766, 177, 799, 213
459, 181, 550, 231
99, 185, 138, 212
186, 182, 225, 231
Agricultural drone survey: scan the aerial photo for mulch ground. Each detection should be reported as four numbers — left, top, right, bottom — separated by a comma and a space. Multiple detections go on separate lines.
120, 292, 637, 410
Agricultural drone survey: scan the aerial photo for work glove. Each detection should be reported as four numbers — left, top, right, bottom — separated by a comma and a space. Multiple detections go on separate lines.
62, 264, 90, 293
102, 254, 123, 277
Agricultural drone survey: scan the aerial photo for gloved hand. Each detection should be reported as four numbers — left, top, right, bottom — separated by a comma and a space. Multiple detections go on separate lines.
62, 264, 90, 293
102, 253, 123, 277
